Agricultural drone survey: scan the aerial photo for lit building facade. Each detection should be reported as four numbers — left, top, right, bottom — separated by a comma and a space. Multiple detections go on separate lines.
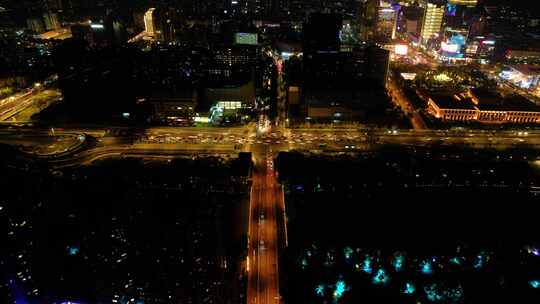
27, 18, 45, 33
428, 94, 540, 124
357, 0, 379, 42
144, 8, 156, 36
374, 1, 399, 43
447, 0, 477, 6
43, 12, 60, 30
420, 2, 444, 44
443, 0, 478, 42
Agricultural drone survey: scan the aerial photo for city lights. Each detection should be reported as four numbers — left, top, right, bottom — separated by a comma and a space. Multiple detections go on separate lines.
392, 253, 404, 272
420, 260, 433, 275
2, 1, 540, 304
403, 282, 415, 294
333, 280, 347, 299
395, 44, 408, 56
372, 269, 389, 285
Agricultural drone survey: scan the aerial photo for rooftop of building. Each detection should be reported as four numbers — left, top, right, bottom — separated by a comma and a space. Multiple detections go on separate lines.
510, 64, 540, 75
495, 95, 540, 112
469, 88, 501, 104
430, 94, 476, 110
433, 92, 540, 112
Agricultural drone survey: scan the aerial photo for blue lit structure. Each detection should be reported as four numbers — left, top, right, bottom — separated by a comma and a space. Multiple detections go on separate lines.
450, 257, 463, 266
67, 246, 79, 256
8, 276, 28, 304
372, 269, 389, 285
403, 282, 415, 294
424, 283, 463, 302
324, 251, 335, 267
420, 260, 433, 275
300, 258, 308, 269
474, 252, 488, 269
333, 280, 347, 299
424, 284, 443, 302
445, 286, 464, 302
315, 284, 325, 296
361, 256, 373, 274
344, 247, 353, 260
446, 3, 457, 16
530, 280, 540, 289
392, 253, 404, 272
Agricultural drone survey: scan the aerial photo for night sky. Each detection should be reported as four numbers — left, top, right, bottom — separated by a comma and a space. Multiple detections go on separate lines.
485, 0, 540, 9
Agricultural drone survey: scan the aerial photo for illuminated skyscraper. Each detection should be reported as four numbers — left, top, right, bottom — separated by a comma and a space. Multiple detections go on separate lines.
27, 18, 45, 33
420, 1, 444, 44
43, 12, 60, 30
374, 1, 399, 43
357, 0, 379, 41
144, 8, 156, 35
445, 0, 478, 31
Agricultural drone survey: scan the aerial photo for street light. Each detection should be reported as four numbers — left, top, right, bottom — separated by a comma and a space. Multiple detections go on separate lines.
34, 83, 41, 88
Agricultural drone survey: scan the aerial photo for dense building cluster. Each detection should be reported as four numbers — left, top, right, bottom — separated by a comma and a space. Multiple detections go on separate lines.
3, 1, 540, 304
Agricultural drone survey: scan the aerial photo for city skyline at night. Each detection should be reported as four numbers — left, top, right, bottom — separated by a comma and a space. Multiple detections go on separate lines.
1, 0, 540, 303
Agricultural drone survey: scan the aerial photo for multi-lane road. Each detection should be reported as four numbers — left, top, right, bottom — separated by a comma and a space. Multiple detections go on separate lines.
2, 122, 540, 304
3, 125, 540, 163
248, 147, 281, 304
0, 89, 61, 122
387, 77, 427, 130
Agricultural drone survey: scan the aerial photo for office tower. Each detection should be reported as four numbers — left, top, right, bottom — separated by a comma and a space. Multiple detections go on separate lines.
304, 13, 342, 55
144, 8, 157, 36
43, 12, 60, 30
375, 1, 399, 43
357, 0, 379, 42
27, 18, 45, 33
420, 1, 444, 44
445, 0, 478, 32
400, 5, 425, 36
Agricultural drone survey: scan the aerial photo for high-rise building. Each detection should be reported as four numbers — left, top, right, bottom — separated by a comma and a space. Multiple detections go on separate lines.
420, 1, 444, 44
143, 7, 175, 42
399, 5, 425, 36
160, 7, 178, 42
366, 45, 390, 87
43, 0, 63, 10
374, 1, 399, 43
43, 12, 60, 30
70, 24, 93, 45
144, 8, 157, 36
27, 18, 45, 33
304, 13, 342, 55
357, 0, 379, 42
444, 0, 478, 33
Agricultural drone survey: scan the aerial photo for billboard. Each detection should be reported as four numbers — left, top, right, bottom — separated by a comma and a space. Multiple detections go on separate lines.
395, 44, 408, 55
235, 33, 258, 45
441, 42, 459, 53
